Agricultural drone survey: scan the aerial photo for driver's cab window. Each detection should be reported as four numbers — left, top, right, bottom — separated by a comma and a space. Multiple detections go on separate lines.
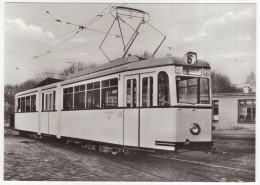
158, 71, 170, 106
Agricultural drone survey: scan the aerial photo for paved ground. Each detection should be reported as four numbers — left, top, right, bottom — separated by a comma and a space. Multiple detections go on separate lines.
4, 128, 256, 182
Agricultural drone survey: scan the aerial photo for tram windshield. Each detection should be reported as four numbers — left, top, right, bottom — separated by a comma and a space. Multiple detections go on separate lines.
176, 76, 210, 104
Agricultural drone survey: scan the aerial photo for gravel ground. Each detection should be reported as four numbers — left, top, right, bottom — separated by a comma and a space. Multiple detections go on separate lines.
4, 127, 256, 182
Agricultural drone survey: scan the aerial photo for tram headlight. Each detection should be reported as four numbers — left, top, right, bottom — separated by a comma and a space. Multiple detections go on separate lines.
190, 123, 201, 135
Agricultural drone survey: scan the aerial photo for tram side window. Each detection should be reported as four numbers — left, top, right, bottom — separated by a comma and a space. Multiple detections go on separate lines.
87, 82, 100, 108
21, 97, 25, 112
158, 71, 170, 106
31, 95, 36, 112
63, 87, 73, 110
25, 96, 30, 112
126, 79, 137, 107
142, 77, 153, 107
42, 93, 44, 111
45, 93, 53, 111
74, 85, 85, 109
17, 98, 21, 112
45, 94, 49, 111
102, 78, 118, 108
53, 91, 56, 110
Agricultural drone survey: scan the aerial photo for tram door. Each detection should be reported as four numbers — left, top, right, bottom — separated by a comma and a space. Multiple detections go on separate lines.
124, 75, 139, 147
41, 91, 56, 135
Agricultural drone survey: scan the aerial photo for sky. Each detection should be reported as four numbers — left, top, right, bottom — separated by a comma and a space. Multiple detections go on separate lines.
3, 2, 256, 85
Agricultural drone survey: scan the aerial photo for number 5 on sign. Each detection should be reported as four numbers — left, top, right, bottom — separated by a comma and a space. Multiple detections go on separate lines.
187, 52, 197, 64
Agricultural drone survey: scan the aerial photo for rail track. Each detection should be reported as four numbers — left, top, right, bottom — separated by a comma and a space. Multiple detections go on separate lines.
6, 130, 255, 182
41, 135, 255, 182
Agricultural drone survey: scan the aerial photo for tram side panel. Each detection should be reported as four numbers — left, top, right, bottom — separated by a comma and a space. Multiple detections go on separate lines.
140, 108, 177, 151
40, 112, 58, 135
40, 112, 48, 134
49, 112, 58, 136
15, 113, 38, 133
123, 108, 139, 147
177, 108, 212, 142
60, 109, 124, 145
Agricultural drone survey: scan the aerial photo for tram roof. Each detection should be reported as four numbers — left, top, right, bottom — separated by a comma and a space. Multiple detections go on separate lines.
15, 55, 210, 96
65, 55, 210, 83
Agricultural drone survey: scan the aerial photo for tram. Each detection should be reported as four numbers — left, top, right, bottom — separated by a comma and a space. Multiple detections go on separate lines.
14, 52, 213, 153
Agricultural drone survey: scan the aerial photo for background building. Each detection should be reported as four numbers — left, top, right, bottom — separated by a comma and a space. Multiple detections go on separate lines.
212, 92, 256, 130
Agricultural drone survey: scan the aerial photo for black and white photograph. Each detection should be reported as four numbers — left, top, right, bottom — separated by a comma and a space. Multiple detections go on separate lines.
2, 0, 258, 183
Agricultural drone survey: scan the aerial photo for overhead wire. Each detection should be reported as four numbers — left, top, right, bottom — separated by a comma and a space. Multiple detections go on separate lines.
15, 3, 121, 73
137, 4, 254, 34
38, 4, 57, 21
49, 18, 254, 57
14, 4, 253, 75
6, 65, 61, 75
32, 3, 117, 60
21, 3, 121, 54
48, 21, 254, 57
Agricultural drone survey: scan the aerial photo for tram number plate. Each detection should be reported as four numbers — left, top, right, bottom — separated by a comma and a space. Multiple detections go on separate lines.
187, 52, 197, 64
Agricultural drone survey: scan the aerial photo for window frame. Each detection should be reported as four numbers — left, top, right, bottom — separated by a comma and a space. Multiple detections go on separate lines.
101, 78, 118, 108
74, 85, 86, 109
63, 87, 74, 110
142, 76, 153, 107
238, 99, 256, 123
86, 81, 101, 109
31, 95, 36, 112
176, 76, 210, 105
126, 78, 137, 108
158, 71, 170, 106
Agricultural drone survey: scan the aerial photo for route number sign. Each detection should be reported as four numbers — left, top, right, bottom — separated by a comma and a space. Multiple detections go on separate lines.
187, 52, 197, 64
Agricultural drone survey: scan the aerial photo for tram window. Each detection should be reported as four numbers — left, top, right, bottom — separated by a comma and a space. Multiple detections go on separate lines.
45, 94, 49, 111
94, 82, 100, 89
80, 85, 85, 91
126, 79, 137, 108
74, 85, 85, 109
21, 97, 25, 112
177, 77, 210, 104
87, 81, 100, 108
42, 93, 44, 111
74, 86, 80, 92
133, 80, 137, 107
102, 80, 109, 88
102, 87, 118, 107
25, 96, 30, 112
126, 80, 131, 107
17, 98, 21, 112
87, 90, 100, 108
110, 78, 118, 86
142, 77, 153, 107
102, 78, 118, 108
31, 95, 36, 112
158, 72, 170, 106
87, 83, 93, 90
63, 87, 73, 110
200, 78, 210, 104
53, 91, 56, 110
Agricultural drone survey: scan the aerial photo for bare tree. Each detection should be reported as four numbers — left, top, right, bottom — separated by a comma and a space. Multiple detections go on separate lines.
59, 61, 96, 80
245, 71, 256, 92
211, 70, 241, 93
